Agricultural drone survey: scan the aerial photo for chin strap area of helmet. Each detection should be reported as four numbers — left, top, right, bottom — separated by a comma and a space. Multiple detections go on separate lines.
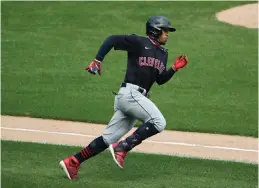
148, 36, 168, 52
148, 36, 166, 46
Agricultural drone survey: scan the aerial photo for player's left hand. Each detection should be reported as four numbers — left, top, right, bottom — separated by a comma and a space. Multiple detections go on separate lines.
172, 55, 188, 71
86, 59, 102, 75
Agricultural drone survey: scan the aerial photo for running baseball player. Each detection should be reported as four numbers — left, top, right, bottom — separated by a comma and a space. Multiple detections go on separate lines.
60, 16, 188, 180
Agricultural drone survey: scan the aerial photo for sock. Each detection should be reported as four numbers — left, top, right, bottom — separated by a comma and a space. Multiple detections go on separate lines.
74, 136, 108, 164
115, 121, 159, 152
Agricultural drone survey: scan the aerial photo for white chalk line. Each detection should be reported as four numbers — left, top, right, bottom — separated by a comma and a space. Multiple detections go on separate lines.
1, 126, 258, 153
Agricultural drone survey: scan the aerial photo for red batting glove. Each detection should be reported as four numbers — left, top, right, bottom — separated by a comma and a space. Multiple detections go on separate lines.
172, 55, 188, 71
85, 59, 102, 75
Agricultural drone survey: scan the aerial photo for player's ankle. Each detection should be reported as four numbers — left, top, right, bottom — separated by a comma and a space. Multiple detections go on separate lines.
74, 136, 108, 163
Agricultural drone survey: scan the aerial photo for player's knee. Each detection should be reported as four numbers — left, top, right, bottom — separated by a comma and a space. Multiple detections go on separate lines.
153, 116, 166, 132
102, 135, 119, 145
102, 135, 112, 145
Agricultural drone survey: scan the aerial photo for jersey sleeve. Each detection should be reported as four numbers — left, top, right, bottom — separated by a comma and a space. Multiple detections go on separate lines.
113, 34, 142, 51
95, 34, 141, 62
156, 53, 176, 85
156, 69, 176, 85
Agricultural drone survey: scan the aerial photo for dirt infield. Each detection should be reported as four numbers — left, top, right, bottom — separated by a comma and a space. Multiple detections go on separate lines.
1, 115, 258, 164
216, 3, 258, 28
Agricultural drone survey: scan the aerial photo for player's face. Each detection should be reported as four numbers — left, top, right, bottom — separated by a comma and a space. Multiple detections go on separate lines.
158, 29, 169, 44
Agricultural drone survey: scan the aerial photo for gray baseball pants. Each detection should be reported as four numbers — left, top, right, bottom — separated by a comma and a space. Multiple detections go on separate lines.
102, 83, 166, 145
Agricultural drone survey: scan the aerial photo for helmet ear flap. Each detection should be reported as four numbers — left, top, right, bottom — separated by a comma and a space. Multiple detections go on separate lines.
146, 25, 162, 38
152, 28, 162, 37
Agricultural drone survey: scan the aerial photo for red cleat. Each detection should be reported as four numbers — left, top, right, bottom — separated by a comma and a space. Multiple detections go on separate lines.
59, 156, 80, 180
109, 142, 128, 168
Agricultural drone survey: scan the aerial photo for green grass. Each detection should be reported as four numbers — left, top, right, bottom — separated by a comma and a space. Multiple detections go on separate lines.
1, 140, 258, 188
1, 1, 258, 136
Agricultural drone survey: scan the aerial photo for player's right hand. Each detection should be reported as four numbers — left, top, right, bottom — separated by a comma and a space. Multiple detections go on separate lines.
172, 55, 188, 71
85, 59, 102, 75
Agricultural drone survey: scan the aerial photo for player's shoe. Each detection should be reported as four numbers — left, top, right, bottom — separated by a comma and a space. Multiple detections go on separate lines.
59, 156, 80, 180
109, 142, 128, 168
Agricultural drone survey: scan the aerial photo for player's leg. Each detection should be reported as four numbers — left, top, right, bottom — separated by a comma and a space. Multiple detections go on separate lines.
102, 110, 137, 145
121, 88, 166, 140
59, 108, 136, 179
110, 88, 166, 167
71, 90, 136, 161
71, 110, 136, 162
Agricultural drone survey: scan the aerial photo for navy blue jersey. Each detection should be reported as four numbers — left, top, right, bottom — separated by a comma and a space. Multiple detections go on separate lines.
95, 34, 175, 92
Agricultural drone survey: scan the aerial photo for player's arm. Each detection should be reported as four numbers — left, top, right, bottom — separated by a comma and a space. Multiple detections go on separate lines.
86, 35, 141, 75
96, 34, 141, 61
156, 55, 188, 85
156, 68, 176, 85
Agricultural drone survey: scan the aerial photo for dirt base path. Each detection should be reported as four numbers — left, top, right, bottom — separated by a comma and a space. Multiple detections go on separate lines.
1, 115, 258, 164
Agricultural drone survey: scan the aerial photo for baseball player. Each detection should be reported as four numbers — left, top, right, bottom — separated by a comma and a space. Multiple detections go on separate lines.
60, 16, 188, 180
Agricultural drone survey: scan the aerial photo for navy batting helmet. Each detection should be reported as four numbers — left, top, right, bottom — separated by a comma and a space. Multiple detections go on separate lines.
146, 16, 176, 37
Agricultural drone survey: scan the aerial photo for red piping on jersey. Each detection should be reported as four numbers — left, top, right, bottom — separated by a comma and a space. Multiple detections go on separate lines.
148, 36, 161, 47
148, 36, 168, 52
